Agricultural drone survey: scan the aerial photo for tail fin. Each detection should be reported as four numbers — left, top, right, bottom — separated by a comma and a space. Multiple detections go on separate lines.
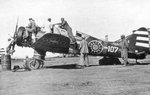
128, 27, 150, 53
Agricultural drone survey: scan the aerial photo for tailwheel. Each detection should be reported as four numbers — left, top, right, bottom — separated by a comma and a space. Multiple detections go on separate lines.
28, 59, 41, 70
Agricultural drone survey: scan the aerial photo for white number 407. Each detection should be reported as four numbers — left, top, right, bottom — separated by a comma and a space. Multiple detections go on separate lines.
108, 46, 118, 53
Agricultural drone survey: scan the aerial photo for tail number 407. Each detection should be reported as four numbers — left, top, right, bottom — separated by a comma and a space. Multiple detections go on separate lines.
108, 46, 119, 53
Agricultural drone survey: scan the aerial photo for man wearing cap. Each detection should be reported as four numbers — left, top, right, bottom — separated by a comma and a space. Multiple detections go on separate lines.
25, 18, 37, 43
120, 34, 129, 66
54, 18, 76, 44
26, 18, 36, 33
77, 36, 89, 68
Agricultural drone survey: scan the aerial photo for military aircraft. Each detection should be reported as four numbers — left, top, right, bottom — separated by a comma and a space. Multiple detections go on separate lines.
11, 20, 150, 69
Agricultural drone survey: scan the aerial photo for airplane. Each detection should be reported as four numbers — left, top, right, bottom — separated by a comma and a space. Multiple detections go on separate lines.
11, 20, 150, 69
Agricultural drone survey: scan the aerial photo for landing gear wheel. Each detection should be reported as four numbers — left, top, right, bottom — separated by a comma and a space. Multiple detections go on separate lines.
15, 27, 25, 46
99, 58, 104, 65
113, 58, 121, 65
28, 59, 40, 70
99, 57, 121, 65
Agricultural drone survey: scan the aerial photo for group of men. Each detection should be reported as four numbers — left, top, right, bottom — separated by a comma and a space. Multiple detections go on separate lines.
6, 17, 75, 54
24, 17, 90, 69
77, 34, 129, 69
26, 17, 90, 69
7, 17, 129, 69
24, 17, 75, 44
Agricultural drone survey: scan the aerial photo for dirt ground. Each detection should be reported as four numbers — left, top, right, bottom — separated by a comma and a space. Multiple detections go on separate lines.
1, 56, 150, 95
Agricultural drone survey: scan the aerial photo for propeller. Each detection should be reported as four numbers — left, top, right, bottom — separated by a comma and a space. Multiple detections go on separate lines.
6, 17, 19, 55
14, 16, 19, 39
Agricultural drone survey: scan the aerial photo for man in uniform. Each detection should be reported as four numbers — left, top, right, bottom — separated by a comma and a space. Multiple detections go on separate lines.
26, 18, 36, 33
25, 18, 37, 43
77, 36, 89, 68
54, 18, 76, 44
120, 34, 129, 66
23, 56, 31, 71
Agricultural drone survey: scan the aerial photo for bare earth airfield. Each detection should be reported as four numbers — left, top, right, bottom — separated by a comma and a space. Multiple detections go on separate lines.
1, 56, 150, 95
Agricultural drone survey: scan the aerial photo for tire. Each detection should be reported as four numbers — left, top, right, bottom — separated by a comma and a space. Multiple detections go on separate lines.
99, 57, 121, 65
113, 58, 121, 65
27, 59, 40, 70
99, 58, 104, 65
16, 27, 25, 46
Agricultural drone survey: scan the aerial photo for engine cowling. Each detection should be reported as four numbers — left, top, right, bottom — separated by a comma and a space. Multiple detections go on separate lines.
15, 26, 26, 46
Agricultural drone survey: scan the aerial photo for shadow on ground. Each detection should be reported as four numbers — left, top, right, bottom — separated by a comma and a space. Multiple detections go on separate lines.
43, 62, 150, 69
44, 64, 100, 69
129, 62, 150, 66
44, 64, 78, 69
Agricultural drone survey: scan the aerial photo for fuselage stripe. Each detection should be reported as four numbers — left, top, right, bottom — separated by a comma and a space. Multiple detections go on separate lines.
135, 42, 149, 48
136, 36, 149, 41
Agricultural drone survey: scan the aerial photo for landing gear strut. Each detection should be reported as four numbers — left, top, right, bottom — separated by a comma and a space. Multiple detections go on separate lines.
99, 57, 121, 65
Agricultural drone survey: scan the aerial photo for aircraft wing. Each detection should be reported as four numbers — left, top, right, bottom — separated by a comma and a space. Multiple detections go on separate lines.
31, 33, 70, 54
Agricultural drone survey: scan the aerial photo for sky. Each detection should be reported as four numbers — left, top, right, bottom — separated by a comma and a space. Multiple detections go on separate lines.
0, 0, 150, 58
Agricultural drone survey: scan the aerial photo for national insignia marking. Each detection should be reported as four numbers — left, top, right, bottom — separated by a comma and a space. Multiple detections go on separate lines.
88, 40, 103, 54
